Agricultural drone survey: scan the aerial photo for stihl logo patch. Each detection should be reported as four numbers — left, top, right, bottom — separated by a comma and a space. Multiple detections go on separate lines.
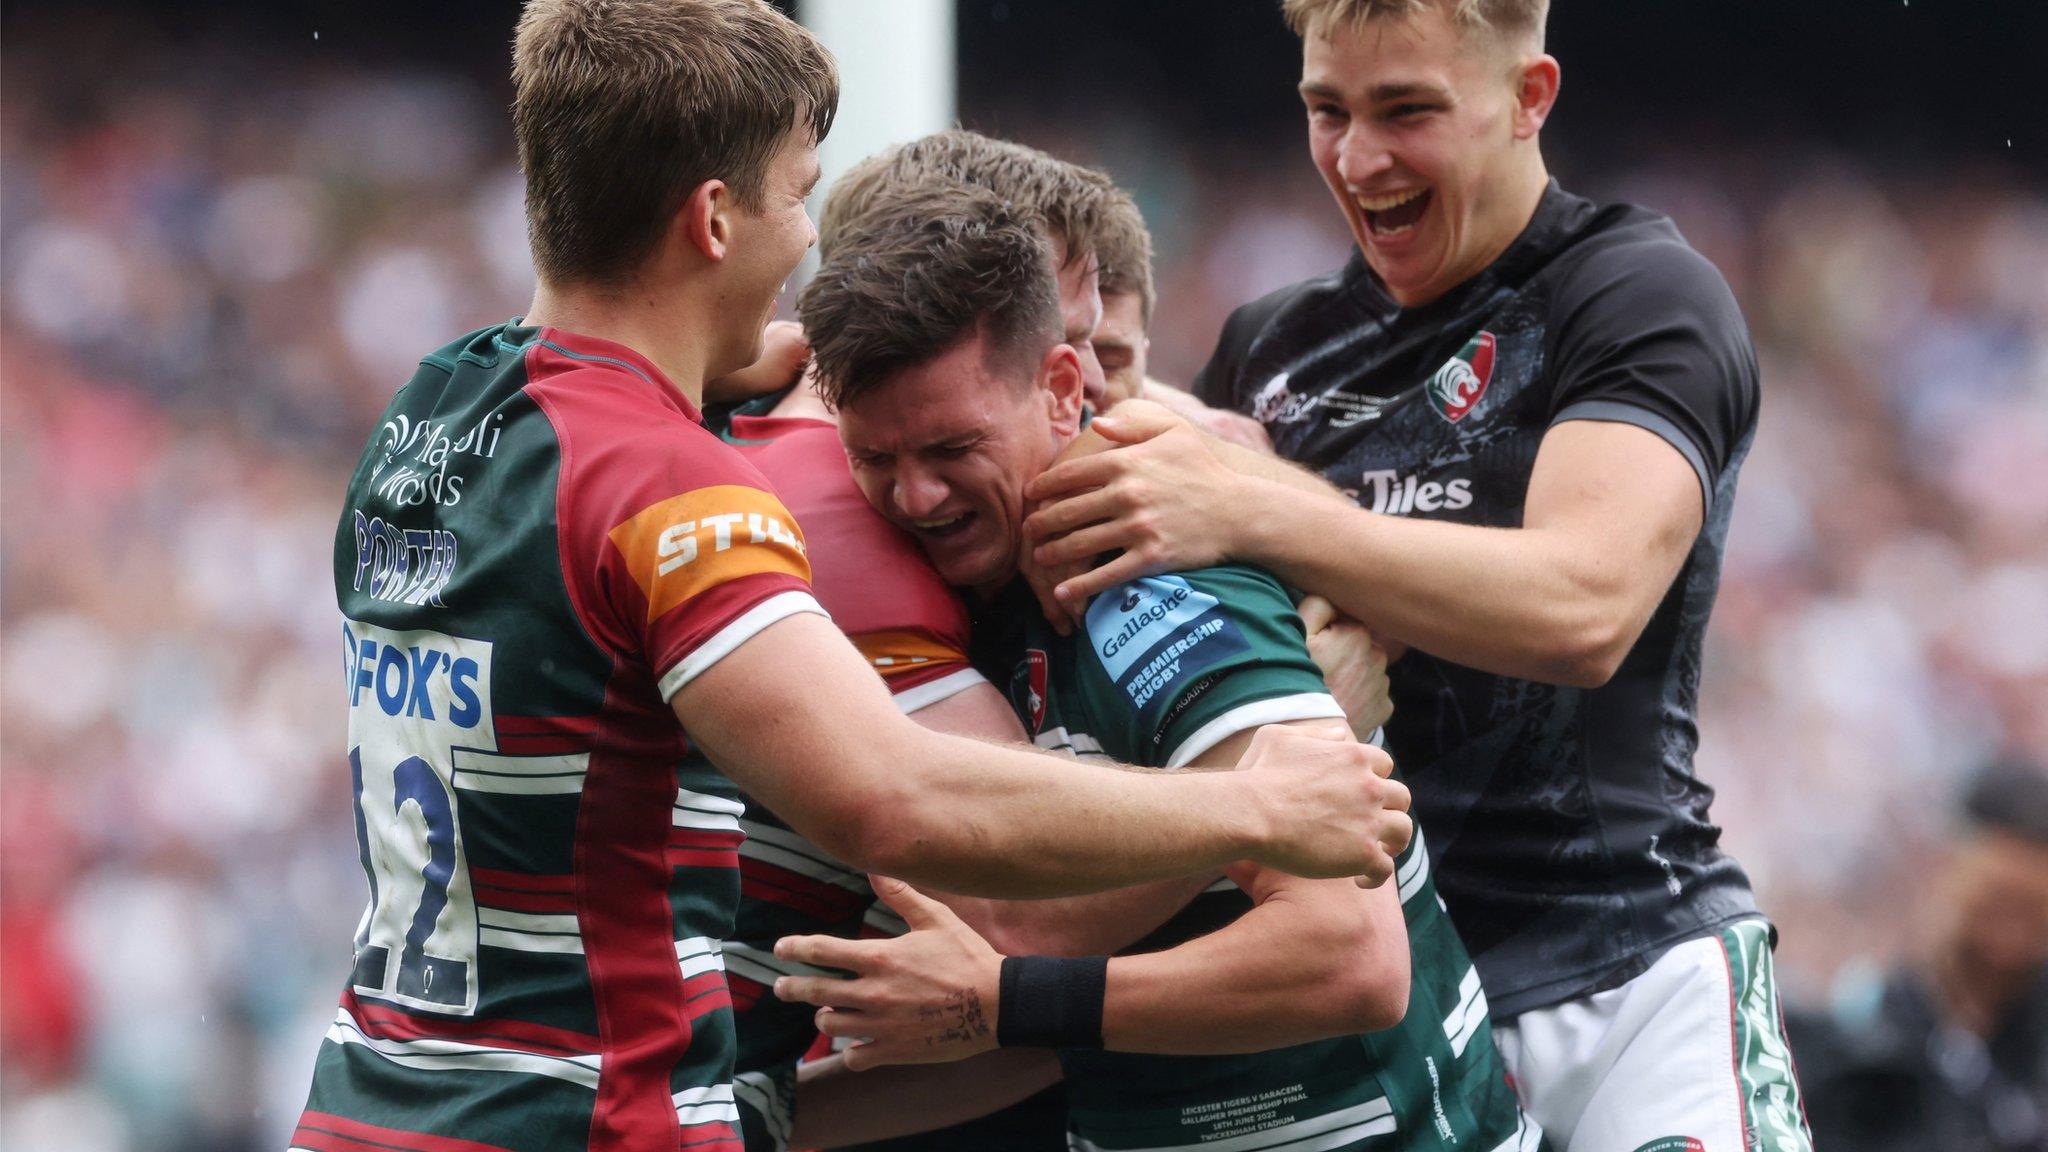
1426, 331, 1496, 423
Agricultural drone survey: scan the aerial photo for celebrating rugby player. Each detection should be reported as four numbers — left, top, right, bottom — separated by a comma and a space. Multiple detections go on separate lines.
1022, 2, 1813, 1150
289, 4, 1415, 1151
775, 172, 1537, 1152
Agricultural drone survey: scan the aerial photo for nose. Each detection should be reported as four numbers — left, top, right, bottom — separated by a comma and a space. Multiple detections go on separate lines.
892, 462, 949, 520
1337, 121, 1392, 190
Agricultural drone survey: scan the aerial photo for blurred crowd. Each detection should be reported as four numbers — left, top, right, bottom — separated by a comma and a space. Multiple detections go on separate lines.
3, 21, 2045, 1152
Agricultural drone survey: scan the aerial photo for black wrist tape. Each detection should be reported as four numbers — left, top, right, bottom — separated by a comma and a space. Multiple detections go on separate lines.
996, 955, 1108, 1049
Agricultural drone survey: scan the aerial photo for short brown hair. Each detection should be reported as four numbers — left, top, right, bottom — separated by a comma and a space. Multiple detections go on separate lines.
799, 183, 1061, 410
1281, 0, 1548, 51
513, 0, 838, 286
817, 130, 1118, 278
1095, 187, 1155, 325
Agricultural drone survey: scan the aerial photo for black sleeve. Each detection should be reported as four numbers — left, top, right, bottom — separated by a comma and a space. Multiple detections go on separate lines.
1545, 233, 1759, 511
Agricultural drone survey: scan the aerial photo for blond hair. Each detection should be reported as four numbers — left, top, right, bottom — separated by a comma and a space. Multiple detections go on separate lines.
1281, 0, 1547, 50
513, 0, 838, 286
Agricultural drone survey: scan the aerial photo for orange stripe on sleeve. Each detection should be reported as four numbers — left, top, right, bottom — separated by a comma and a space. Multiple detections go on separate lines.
608, 484, 811, 622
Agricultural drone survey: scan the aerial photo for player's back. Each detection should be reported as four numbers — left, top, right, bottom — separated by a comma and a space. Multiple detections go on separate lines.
298, 322, 821, 1152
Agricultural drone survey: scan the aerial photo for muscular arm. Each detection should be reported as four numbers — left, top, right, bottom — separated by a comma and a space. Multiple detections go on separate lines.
775, 721, 1411, 1066
1028, 410, 1701, 688
904, 680, 1221, 957
674, 611, 1408, 898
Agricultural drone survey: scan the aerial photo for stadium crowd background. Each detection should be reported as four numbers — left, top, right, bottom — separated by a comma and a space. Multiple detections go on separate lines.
1, 1, 2042, 1147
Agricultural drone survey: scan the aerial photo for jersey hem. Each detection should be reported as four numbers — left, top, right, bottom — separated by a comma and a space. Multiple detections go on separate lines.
657, 591, 829, 699
892, 666, 988, 715
1551, 399, 1713, 514
1164, 692, 1346, 768
1488, 909, 1769, 1020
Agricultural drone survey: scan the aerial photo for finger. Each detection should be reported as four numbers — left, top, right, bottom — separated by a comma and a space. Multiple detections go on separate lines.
1351, 848, 1398, 890
1380, 775, 1410, 812
814, 1005, 877, 1039
1028, 576, 1074, 636
775, 932, 888, 971
1089, 403, 1183, 444
869, 876, 955, 932
1032, 522, 1133, 570
1296, 595, 1336, 635
774, 974, 867, 1008
1027, 453, 1126, 503
1023, 486, 1121, 541
1377, 810, 1415, 859
1054, 550, 1153, 609
1367, 746, 1399, 781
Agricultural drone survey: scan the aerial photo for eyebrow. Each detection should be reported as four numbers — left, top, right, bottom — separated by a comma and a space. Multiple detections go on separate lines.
1298, 79, 1452, 103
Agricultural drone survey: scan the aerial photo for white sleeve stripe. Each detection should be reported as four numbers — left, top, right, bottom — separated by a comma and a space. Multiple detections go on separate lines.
658, 591, 829, 700
1165, 693, 1347, 769
894, 666, 988, 715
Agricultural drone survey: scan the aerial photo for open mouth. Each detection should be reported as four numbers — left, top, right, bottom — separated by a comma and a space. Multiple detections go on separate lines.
909, 511, 975, 540
1357, 188, 1431, 239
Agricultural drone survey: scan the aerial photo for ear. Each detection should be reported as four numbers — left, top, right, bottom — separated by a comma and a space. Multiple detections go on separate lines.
1040, 343, 1086, 435
1511, 54, 1561, 140
678, 179, 733, 263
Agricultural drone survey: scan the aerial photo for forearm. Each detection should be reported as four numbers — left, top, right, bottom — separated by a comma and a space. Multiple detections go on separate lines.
1100, 875, 1405, 1053
941, 874, 1221, 958
789, 1048, 1063, 1147
873, 728, 1265, 898
1233, 479, 1630, 685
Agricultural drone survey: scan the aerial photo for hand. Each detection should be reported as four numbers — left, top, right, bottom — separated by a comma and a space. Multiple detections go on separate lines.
705, 320, 810, 404
1024, 400, 1251, 610
1139, 381, 1273, 454
1297, 596, 1393, 739
1230, 722, 1412, 889
773, 877, 1002, 1070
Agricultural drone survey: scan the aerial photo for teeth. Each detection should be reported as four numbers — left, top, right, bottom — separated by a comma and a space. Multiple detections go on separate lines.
1354, 188, 1426, 212
912, 514, 966, 530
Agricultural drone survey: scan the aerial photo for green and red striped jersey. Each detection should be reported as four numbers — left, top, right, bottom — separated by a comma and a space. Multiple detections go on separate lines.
294, 322, 825, 1152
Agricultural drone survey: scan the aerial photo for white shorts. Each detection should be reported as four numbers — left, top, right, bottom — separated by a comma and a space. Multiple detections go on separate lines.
1493, 920, 1813, 1152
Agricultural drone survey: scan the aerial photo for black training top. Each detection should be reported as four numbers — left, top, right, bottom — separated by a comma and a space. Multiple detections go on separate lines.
1193, 181, 1761, 1018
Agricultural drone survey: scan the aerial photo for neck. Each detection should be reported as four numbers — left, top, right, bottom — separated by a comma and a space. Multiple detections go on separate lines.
525, 279, 715, 408
768, 376, 836, 423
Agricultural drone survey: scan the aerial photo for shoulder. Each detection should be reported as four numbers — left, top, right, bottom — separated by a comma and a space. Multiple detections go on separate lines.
1547, 203, 1748, 340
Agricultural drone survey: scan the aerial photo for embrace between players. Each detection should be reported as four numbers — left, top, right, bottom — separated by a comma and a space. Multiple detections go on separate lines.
294, 3, 1813, 1152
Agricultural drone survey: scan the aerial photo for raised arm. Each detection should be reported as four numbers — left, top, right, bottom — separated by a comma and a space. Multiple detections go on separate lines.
1026, 410, 1699, 687
673, 611, 1410, 898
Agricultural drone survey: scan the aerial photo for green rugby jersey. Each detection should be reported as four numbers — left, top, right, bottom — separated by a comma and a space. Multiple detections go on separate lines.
294, 322, 825, 1152
966, 568, 1542, 1152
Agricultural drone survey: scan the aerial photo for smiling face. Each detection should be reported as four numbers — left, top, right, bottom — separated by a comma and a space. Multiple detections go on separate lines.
1300, 7, 1555, 307
837, 332, 1085, 592
716, 125, 823, 372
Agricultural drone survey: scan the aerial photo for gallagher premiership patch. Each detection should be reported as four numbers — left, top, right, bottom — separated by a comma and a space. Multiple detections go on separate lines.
1085, 576, 1248, 726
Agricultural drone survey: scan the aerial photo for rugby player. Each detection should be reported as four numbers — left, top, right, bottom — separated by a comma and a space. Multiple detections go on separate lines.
290, 4, 1415, 1151
717, 131, 1308, 1152
1020, 1, 1812, 1149
773, 166, 1539, 1152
